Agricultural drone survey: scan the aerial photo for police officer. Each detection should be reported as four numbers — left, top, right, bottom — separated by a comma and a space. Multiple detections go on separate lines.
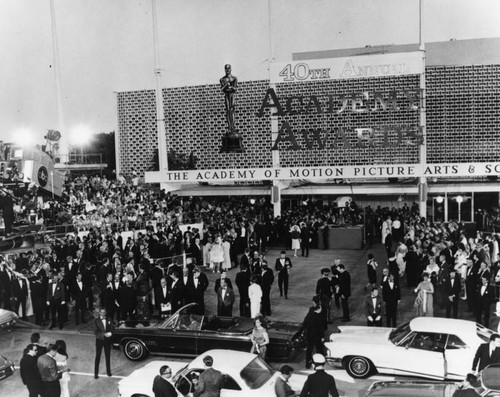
299, 354, 339, 397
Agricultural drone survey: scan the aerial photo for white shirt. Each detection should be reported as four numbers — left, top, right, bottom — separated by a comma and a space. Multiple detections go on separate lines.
481, 285, 487, 295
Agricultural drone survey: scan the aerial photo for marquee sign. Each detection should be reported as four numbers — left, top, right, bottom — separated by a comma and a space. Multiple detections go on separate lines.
270, 52, 423, 84
146, 163, 500, 184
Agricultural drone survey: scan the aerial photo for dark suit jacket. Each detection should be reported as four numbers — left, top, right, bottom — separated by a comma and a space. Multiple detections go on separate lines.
70, 279, 88, 304
217, 286, 235, 308
444, 274, 462, 299
152, 374, 177, 397
476, 284, 495, 307
240, 254, 251, 270
472, 342, 500, 372
169, 279, 185, 312
235, 270, 251, 299
193, 273, 209, 302
154, 285, 170, 309
94, 316, 115, 340
12, 277, 28, 299
261, 268, 274, 290
193, 367, 223, 397
316, 277, 333, 298
46, 281, 65, 303
20, 353, 42, 386
299, 369, 339, 397
338, 271, 351, 298
364, 294, 383, 318
275, 257, 292, 277
382, 280, 401, 303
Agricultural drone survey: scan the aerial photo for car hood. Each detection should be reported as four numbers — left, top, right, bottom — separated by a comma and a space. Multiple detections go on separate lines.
330, 326, 392, 344
367, 380, 454, 397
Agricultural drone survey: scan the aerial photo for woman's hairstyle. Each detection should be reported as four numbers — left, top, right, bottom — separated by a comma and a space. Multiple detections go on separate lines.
55, 339, 68, 358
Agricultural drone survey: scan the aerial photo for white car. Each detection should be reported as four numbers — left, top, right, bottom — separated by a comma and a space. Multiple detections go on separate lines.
118, 349, 308, 397
324, 317, 494, 380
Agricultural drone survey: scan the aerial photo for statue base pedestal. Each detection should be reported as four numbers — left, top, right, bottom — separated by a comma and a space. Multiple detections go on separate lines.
220, 134, 245, 153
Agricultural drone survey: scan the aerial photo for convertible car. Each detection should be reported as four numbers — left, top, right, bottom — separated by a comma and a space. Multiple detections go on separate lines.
118, 349, 308, 397
0, 309, 17, 331
111, 303, 304, 362
366, 364, 500, 397
325, 317, 494, 380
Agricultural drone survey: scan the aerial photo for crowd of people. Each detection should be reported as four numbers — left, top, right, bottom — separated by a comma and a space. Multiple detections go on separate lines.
2, 172, 500, 396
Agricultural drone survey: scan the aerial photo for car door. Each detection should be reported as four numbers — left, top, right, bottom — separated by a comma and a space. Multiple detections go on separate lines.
444, 333, 474, 379
157, 314, 198, 356
393, 332, 446, 379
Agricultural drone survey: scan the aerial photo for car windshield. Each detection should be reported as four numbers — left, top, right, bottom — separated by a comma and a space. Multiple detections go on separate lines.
240, 357, 275, 390
389, 322, 412, 345
476, 323, 494, 343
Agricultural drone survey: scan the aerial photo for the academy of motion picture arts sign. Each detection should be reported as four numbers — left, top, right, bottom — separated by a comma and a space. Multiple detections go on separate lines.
146, 163, 500, 184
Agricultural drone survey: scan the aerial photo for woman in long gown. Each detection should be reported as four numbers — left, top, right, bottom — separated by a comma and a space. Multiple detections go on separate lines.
210, 236, 224, 273
222, 237, 232, 271
414, 272, 434, 317
250, 317, 269, 360
55, 340, 70, 397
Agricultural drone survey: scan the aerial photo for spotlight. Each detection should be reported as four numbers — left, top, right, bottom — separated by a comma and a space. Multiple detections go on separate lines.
436, 196, 444, 203
249, 198, 255, 205
456, 195, 463, 203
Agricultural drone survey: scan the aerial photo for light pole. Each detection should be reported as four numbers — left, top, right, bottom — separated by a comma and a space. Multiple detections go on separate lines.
456, 195, 463, 222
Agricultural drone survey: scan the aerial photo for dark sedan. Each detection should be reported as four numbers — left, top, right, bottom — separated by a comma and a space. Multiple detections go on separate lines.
0, 355, 15, 381
111, 303, 304, 362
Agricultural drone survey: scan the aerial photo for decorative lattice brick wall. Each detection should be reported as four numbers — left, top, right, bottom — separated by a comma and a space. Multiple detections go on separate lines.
426, 65, 500, 163
116, 64, 500, 176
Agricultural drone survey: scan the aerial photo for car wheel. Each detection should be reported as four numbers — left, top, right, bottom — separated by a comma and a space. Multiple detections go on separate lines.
344, 356, 374, 379
123, 339, 148, 361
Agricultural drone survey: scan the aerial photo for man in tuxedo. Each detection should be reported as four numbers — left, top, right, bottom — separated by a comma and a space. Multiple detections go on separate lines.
94, 308, 115, 379
169, 270, 185, 313
29, 275, 46, 326
64, 255, 79, 282
364, 286, 383, 326
182, 267, 195, 305
300, 223, 312, 257
71, 272, 88, 325
315, 268, 333, 322
260, 262, 274, 316
239, 248, 251, 270
154, 277, 171, 318
337, 264, 351, 322
192, 267, 209, 315
472, 333, 500, 373
0, 262, 14, 310
101, 273, 117, 320
191, 237, 203, 267
382, 272, 401, 327
465, 258, 479, 312
118, 273, 136, 321
46, 272, 66, 329
213, 272, 233, 293
216, 278, 235, 316
275, 250, 292, 299
476, 276, 495, 327
12, 274, 29, 320
150, 260, 165, 292
444, 268, 462, 319
235, 265, 251, 317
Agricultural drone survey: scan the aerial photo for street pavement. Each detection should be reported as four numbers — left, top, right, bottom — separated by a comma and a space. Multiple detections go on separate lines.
1, 242, 499, 396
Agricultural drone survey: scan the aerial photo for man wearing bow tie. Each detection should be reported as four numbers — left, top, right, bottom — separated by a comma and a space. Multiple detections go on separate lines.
275, 250, 292, 299
94, 308, 115, 379
46, 272, 66, 330
192, 267, 209, 315
216, 278, 235, 316
476, 276, 495, 327
71, 272, 87, 325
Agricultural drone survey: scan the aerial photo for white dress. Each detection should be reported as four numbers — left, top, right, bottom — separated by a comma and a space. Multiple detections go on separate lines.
55, 352, 70, 397
248, 283, 262, 318
222, 240, 231, 271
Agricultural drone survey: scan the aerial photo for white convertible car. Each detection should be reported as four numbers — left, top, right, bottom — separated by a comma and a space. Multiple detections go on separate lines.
118, 349, 308, 397
324, 317, 494, 380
